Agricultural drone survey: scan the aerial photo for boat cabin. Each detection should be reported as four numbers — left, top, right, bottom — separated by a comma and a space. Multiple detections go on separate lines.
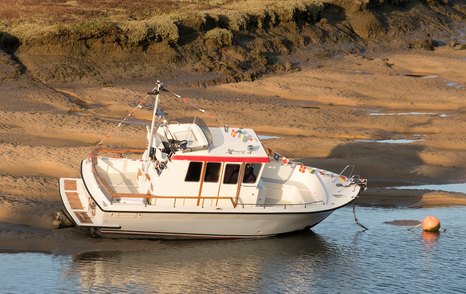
107, 122, 271, 208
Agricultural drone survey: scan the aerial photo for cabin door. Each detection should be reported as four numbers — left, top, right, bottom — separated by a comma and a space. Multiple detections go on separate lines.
218, 163, 241, 198
217, 163, 262, 202
239, 163, 262, 204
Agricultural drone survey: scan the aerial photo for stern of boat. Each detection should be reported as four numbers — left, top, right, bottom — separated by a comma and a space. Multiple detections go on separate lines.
59, 178, 120, 230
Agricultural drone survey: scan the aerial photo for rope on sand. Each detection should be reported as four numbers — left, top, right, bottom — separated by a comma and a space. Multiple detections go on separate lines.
86, 86, 157, 157
86, 83, 225, 157
163, 85, 228, 127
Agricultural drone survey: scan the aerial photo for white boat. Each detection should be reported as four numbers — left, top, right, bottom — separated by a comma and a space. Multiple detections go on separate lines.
59, 82, 367, 238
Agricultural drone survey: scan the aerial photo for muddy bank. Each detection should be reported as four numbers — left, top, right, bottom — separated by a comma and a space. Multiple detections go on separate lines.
1, 0, 465, 85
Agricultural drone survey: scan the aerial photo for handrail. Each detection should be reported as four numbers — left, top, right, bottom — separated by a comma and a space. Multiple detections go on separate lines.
238, 200, 325, 209
88, 150, 238, 207
88, 148, 146, 164
89, 151, 323, 210
111, 192, 323, 209
95, 169, 323, 210
91, 163, 236, 207
114, 194, 236, 208
91, 148, 145, 156
92, 164, 323, 210
333, 165, 354, 182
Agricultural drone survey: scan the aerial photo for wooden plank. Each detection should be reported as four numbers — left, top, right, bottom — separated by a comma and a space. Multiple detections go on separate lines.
64, 179, 77, 191
75, 211, 93, 224
197, 162, 207, 206
92, 168, 115, 197
234, 163, 245, 207
97, 175, 115, 194
96, 148, 145, 154
65, 191, 83, 210
216, 163, 225, 206
111, 193, 234, 201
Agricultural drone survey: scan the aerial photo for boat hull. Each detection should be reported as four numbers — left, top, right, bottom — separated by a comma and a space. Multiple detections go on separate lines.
96, 209, 336, 239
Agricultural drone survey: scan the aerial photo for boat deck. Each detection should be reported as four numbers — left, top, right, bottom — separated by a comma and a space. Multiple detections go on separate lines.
97, 172, 140, 194
59, 178, 120, 228
62, 179, 93, 224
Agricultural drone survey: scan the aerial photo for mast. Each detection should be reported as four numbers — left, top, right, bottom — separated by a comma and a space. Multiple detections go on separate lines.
144, 81, 163, 172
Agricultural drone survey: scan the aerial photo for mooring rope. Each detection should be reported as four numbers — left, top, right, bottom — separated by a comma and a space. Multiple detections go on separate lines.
407, 223, 422, 231
163, 85, 228, 126
86, 86, 157, 157
86, 83, 226, 157
353, 200, 369, 231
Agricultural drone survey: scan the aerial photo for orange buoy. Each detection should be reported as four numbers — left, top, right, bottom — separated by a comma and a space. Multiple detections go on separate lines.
422, 215, 441, 232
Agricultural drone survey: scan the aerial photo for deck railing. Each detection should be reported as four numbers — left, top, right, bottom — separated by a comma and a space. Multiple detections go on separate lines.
88, 148, 324, 210
89, 148, 237, 207
236, 200, 325, 209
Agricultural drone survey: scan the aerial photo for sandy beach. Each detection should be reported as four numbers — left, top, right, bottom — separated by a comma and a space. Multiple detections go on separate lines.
1, 45, 465, 253
1, 0, 465, 253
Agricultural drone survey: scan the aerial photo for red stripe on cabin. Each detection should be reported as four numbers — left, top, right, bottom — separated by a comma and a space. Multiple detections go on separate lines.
171, 155, 270, 163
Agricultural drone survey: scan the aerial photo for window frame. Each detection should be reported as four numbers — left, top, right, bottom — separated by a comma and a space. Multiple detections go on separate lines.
242, 163, 262, 185
204, 162, 222, 183
184, 161, 203, 182
222, 163, 241, 185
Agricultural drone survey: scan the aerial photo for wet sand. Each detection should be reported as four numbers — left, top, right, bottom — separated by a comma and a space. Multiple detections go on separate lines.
0, 47, 465, 253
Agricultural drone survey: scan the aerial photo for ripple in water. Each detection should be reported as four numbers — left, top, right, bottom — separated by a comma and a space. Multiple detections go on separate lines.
1, 206, 466, 293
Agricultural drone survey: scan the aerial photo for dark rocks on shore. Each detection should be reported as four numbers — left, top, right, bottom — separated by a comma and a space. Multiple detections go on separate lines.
2, 0, 464, 85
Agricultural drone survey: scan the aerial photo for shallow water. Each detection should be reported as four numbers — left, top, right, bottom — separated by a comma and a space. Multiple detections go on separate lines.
257, 135, 281, 140
1, 206, 466, 293
368, 112, 438, 116
356, 139, 421, 144
446, 81, 464, 89
368, 111, 449, 118
390, 183, 466, 194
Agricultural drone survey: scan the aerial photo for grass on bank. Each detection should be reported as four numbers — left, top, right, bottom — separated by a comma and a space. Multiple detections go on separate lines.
0, 0, 325, 45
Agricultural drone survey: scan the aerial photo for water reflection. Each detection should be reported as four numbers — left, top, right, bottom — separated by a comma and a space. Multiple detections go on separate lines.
3, 207, 466, 293
422, 231, 440, 244
65, 232, 339, 293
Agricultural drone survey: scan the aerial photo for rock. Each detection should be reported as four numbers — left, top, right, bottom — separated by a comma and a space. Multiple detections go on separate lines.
410, 38, 434, 51
348, 11, 384, 40
448, 40, 457, 47
455, 43, 466, 50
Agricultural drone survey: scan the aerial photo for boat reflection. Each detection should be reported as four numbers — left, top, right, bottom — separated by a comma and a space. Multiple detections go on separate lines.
65, 231, 340, 292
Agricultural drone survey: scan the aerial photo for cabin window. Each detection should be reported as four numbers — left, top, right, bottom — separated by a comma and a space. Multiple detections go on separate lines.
185, 162, 203, 182
204, 162, 221, 182
223, 164, 240, 184
243, 163, 261, 183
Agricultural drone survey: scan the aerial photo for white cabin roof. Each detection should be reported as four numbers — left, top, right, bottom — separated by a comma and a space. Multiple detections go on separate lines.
157, 123, 209, 151
162, 124, 269, 163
